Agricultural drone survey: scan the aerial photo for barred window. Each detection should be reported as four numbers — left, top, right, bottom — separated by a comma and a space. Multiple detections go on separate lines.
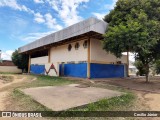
75, 42, 80, 50
83, 40, 88, 48
68, 44, 72, 51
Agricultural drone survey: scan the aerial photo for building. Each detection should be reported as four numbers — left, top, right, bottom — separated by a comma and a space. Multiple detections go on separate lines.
18, 17, 128, 78
0, 60, 21, 73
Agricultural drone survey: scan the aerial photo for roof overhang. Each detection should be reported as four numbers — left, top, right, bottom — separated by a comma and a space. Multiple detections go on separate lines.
18, 17, 108, 53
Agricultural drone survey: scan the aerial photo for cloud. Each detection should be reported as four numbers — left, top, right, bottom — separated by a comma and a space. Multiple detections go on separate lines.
1, 50, 14, 60
105, 0, 118, 10
92, 13, 106, 20
0, 0, 33, 13
47, 0, 90, 26
34, 0, 44, 4
44, 13, 63, 30
21, 31, 56, 42
0, 0, 62, 30
34, 12, 45, 23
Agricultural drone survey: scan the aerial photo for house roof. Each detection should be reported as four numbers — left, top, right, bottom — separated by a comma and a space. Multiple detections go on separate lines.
0, 60, 16, 66
18, 17, 107, 53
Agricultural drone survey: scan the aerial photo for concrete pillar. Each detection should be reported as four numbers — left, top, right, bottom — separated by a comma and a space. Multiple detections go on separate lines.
127, 52, 129, 77
87, 37, 91, 79
28, 54, 31, 73
48, 48, 51, 63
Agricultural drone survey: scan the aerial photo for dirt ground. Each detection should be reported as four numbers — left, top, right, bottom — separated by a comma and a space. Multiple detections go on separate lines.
0, 74, 160, 120
0, 74, 33, 111
94, 76, 160, 111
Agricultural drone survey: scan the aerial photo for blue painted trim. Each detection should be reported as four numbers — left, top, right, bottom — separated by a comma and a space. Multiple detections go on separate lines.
90, 63, 125, 78
59, 63, 87, 78
30, 65, 45, 75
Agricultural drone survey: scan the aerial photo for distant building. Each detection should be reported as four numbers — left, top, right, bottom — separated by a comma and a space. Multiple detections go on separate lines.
18, 17, 128, 78
129, 61, 137, 75
0, 60, 21, 73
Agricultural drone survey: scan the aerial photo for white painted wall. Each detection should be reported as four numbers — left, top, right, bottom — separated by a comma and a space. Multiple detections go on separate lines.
90, 38, 127, 64
0, 66, 21, 73
50, 40, 88, 63
31, 56, 48, 65
45, 63, 59, 76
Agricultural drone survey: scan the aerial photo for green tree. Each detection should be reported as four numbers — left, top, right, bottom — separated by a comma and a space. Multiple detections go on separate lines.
152, 60, 160, 75
103, 0, 160, 82
134, 60, 146, 76
12, 50, 29, 72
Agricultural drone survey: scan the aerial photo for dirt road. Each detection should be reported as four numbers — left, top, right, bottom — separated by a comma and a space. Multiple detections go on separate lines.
0, 75, 29, 110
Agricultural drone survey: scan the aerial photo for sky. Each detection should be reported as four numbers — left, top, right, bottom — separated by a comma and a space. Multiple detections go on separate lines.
0, 0, 136, 62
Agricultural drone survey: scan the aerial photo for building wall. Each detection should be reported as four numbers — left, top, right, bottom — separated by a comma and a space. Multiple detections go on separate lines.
90, 38, 127, 64
31, 56, 48, 65
0, 66, 21, 73
50, 39, 88, 63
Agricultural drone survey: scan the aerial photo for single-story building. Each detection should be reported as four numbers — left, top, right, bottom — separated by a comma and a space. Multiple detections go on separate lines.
0, 60, 21, 73
18, 17, 128, 78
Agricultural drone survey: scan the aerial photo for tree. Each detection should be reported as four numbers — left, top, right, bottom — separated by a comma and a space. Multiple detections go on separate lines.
152, 60, 160, 75
134, 60, 146, 76
103, 0, 160, 82
12, 50, 29, 72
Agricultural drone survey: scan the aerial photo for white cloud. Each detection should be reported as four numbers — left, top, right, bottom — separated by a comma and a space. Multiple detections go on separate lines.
44, 13, 63, 30
21, 31, 56, 42
47, 0, 90, 26
105, 0, 118, 10
34, 12, 45, 23
0, 0, 32, 13
92, 13, 106, 20
1, 50, 14, 60
0, 0, 62, 29
34, 0, 44, 4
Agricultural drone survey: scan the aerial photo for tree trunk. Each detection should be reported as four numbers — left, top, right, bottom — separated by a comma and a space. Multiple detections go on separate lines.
145, 64, 149, 83
22, 69, 24, 73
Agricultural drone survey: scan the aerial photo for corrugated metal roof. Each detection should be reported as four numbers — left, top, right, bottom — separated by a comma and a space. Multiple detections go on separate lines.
19, 17, 107, 53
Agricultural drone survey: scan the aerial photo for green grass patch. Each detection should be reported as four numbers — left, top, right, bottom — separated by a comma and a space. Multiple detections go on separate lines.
23, 75, 75, 88
73, 92, 135, 111
10, 89, 51, 111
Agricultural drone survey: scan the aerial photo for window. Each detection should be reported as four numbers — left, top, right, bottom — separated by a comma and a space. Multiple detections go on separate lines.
68, 44, 72, 51
83, 40, 88, 48
75, 42, 80, 50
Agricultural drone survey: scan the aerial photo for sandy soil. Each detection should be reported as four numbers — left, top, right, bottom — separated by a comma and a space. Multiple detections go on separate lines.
94, 76, 160, 111
137, 92, 160, 111
0, 75, 27, 110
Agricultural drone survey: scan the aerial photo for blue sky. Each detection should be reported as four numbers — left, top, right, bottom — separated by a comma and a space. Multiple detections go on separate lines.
0, 0, 117, 60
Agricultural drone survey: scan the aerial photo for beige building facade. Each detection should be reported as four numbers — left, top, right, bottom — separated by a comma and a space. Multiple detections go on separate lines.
19, 18, 128, 78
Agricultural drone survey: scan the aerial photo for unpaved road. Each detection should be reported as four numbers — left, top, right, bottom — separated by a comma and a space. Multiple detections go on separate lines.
0, 75, 28, 110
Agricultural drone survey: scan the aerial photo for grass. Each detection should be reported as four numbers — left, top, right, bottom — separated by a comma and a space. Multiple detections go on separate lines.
10, 89, 135, 113
7, 75, 76, 111
22, 75, 75, 88
8, 89, 51, 111
5, 74, 136, 119
73, 92, 135, 111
